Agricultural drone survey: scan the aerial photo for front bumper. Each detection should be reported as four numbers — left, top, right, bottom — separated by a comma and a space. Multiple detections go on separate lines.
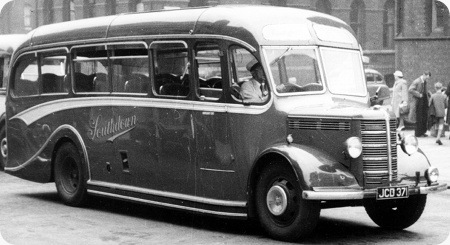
302, 182, 447, 200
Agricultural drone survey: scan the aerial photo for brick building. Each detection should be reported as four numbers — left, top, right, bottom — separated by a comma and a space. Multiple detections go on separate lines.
0, 0, 449, 89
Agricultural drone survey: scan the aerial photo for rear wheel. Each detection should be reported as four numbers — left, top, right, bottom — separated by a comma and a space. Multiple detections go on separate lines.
255, 163, 320, 242
364, 195, 427, 229
54, 142, 88, 206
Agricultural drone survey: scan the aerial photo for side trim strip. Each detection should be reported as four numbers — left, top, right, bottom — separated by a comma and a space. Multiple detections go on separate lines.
87, 180, 247, 208
200, 168, 235, 173
87, 190, 247, 218
11, 96, 272, 126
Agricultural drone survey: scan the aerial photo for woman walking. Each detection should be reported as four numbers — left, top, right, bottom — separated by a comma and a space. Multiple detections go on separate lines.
391, 70, 408, 130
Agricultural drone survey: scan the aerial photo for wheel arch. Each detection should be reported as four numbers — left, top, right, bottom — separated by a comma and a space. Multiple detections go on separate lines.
0, 112, 6, 131
246, 149, 298, 220
246, 143, 359, 219
0, 112, 6, 169
48, 125, 90, 182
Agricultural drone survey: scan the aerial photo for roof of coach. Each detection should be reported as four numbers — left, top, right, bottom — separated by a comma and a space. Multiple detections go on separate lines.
16, 5, 358, 52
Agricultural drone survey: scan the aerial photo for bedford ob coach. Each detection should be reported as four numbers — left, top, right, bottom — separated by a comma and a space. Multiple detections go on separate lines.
4, 5, 447, 242
0, 34, 27, 170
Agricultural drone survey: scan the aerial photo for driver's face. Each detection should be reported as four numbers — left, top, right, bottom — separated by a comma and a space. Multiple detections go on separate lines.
253, 66, 266, 83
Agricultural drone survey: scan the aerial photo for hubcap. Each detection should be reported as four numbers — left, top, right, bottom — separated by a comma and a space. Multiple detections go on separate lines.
266, 185, 288, 216
0, 138, 7, 158
62, 157, 79, 193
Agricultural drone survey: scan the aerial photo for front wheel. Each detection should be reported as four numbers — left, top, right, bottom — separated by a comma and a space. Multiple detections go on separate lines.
364, 195, 427, 230
54, 142, 88, 206
255, 163, 320, 242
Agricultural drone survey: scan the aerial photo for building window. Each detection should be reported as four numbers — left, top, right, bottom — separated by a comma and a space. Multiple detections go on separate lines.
70, 0, 76, 20
63, 0, 76, 21
383, 0, 395, 49
188, 0, 208, 7
129, 0, 145, 12
396, 0, 404, 35
434, 0, 449, 35
43, 0, 54, 24
24, 4, 32, 31
350, 0, 366, 46
268, 0, 287, 6
84, 0, 95, 18
106, 0, 117, 15
316, 0, 331, 15
425, 0, 449, 36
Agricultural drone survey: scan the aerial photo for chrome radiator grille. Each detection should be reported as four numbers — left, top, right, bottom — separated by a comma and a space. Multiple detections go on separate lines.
288, 118, 350, 131
361, 119, 397, 186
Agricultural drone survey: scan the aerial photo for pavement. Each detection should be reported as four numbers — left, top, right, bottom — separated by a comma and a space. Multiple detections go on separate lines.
401, 129, 450, 188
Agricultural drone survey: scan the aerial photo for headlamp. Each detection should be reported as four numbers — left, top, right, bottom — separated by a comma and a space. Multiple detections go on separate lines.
425, 167, 439, 184
399, 133, 419, 155
345, 137, 362, 159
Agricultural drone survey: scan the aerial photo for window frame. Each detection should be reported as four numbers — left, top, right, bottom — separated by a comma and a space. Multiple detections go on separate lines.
193, 41, 225, 102
109, 42, 150, 95
10, 47, 70, 98
149, 40, 190, 99
71, 44, 109, 94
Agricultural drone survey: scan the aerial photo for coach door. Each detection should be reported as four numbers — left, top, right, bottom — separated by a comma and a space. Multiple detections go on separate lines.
191, 41, 238, 201
148, 41, 196, 195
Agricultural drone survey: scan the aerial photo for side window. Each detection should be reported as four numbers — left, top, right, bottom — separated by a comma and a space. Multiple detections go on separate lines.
12, 53, 39, 97
110, 43, 149, 94
365, 72, 374, 82
0, 56, 7, 89
194, 42, 223, 101
72, 45, 109, 93
150, 42, 189, 97
230, 46, 267, 103
41, 52, 68, 94
375, 74, 383, 83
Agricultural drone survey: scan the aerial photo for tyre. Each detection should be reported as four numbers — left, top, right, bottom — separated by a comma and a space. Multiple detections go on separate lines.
54, 142, 88, 206
255, 163, 320, 242
364, 195, 427, 230
0, 125, 6, 171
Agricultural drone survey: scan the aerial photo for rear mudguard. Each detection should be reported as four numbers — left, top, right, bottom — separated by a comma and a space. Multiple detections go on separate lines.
259, 143, 360, 191
5, 124, 88, 183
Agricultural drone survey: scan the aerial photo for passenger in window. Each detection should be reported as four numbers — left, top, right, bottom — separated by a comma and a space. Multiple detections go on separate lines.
240, 59, 268, 103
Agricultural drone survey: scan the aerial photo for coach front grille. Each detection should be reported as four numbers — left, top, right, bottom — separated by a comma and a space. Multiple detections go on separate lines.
361, 119, 397, 187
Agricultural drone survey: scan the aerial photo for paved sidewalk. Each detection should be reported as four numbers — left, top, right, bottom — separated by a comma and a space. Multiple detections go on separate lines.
401, 129, 450, 188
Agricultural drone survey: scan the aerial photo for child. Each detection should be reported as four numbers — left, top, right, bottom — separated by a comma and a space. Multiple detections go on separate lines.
429, 82, 448, 145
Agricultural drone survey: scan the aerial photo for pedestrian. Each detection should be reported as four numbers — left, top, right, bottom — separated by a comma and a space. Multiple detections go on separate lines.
429, 82, 448, 145
408, 71, 431, 137
446, 82, 450, 139
391, 70, 408, 131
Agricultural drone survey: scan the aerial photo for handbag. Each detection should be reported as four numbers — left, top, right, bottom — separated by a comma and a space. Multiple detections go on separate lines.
399, 103, 409, 115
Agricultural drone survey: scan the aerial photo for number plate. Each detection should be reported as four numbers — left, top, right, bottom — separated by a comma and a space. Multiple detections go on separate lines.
376, 186, 409, 200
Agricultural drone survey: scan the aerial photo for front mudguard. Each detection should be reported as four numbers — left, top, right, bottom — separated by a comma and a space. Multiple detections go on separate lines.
397, 146, 432, 184
263, 143, 360, 191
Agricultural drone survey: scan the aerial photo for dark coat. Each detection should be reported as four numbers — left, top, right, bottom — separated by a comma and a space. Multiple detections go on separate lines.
446, 82, 450, 123
408, 76, 426, 123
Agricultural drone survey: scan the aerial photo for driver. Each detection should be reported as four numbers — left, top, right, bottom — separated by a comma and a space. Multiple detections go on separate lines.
240, 59, 268, 103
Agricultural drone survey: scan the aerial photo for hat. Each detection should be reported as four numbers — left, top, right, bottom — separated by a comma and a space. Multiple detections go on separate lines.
246, 59, 260, 72
393, 70, 403, 77
435, 82, 442, 89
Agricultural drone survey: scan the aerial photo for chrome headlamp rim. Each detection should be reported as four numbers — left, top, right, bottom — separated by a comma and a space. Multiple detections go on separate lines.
425, 167, 439, 184
400, 133, 419, 155
345, 136, 362, 159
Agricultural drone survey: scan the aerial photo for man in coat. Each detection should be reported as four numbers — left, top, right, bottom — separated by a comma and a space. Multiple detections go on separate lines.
408, 71, 431, 137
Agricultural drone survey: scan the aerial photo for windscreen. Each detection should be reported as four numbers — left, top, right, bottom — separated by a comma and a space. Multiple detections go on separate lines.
320, 48, 366, 96
265, 47, 323, 94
